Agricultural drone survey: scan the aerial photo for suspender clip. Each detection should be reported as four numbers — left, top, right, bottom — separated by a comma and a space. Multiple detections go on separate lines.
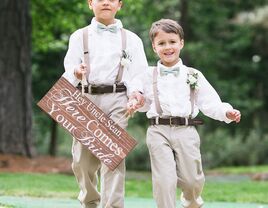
185, 118, 189, 126
155, 117, 159, 125
113, 84, 116, 93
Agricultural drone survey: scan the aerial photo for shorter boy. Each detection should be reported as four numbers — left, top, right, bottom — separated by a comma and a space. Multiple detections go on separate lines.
128, 19, 241, 208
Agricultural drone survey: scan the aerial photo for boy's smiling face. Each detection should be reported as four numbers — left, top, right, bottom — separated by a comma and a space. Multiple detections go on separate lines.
152, 29, 184, 67
88, 0, 122, 25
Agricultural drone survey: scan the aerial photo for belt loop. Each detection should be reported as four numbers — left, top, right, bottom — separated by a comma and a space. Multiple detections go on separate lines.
88, 84, 91, 94
169, 117, 173, 126
185, 118, 189, 126
113, 84, 116, 93
155, 117, 159, 125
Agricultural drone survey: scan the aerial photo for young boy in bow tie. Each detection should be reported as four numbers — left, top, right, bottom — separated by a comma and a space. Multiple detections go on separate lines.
63, 0, 147, 207
128, 19, 241, 208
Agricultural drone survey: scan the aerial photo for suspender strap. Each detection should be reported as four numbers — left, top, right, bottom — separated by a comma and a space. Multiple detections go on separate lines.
82, 27, 126, 84
188, 67, 195, 118
115, 29, 127, 83
152, 66, 196, 118
83, 26, 90, 81
153, 67, 163, 116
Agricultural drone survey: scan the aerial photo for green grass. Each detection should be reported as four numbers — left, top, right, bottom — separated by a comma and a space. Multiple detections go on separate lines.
0, 173, 78, 198
0, 171, 268, 204
204, 181, 268, 203
207, 165, 268, 174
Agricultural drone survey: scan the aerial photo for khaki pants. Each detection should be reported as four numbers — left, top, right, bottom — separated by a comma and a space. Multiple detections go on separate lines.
72, 92, 128, 208
146, 125, 205, 208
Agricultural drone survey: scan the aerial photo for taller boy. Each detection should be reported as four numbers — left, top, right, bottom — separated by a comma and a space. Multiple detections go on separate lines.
63, 0, 147, 207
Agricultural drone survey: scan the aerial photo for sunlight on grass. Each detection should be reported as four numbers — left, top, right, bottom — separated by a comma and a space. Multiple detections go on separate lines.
1, 172, 268, 203
0, 173, 78, 199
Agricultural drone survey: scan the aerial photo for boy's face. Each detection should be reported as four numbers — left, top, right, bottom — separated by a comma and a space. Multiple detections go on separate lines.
152, 29, 184, 67
88, 0, 122, 25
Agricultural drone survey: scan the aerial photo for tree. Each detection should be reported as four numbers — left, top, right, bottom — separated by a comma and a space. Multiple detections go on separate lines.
0, 0, 33, 156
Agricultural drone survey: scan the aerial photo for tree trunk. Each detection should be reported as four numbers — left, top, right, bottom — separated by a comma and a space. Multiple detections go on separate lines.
180, 0, 189, 38
0, 0, 33, 156
49, 120, 58, 156
180, 0, 191, 65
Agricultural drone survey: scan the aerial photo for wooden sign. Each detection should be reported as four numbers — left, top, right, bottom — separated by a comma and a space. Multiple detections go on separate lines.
37, 77, 137, 171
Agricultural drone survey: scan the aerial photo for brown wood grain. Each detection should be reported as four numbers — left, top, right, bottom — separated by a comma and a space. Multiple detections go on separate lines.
37, 77, 137, 170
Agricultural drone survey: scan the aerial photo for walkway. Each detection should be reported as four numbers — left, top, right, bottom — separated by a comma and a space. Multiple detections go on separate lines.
0, 196, 267, 208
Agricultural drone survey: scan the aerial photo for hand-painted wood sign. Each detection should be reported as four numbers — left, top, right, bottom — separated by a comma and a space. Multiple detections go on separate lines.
37, 77, 137, 170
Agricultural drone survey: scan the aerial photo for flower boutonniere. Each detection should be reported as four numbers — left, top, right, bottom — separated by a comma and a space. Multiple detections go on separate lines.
187, 72, 199, 90
120, 50, 132, 69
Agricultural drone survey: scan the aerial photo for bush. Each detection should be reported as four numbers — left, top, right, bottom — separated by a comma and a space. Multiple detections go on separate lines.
200, 125, 268, 168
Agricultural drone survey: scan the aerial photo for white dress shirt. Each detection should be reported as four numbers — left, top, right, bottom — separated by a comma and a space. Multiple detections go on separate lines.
63, 17, 148, 94
135, 60, 233, 123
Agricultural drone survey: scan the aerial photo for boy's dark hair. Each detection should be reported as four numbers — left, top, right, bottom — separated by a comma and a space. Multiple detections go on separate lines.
149, 19, 184, 42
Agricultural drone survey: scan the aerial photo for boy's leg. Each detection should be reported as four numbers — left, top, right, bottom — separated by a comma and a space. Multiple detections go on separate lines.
100, 160, 125, 208
99, 92, 128, 208
146, 125, 178, 208
72, 139, 101, 208
172, 126, 205, 208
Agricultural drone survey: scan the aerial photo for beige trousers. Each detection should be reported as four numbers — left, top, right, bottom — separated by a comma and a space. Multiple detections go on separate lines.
146, 125, 205, 208
72, 92, 128, 208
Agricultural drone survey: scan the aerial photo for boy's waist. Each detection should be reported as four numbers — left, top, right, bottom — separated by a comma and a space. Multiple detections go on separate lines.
148, 117, 204, 126
77, 83, 126, 94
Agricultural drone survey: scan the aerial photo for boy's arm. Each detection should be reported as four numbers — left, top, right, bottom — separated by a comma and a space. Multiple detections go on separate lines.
195, 71, 239, 123
127, 70, 151, 113
125, 35, 148, 112
63, 31, 83, 86
126, 37, 148, 95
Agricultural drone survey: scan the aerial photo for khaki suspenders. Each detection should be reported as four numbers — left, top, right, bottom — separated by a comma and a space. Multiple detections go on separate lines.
82, 26, 127, 84
116, 29, 127, 83
153, 67, 163, 116
152, 67, 196, 118
82, 27, 90, 81
188, 67, 196, 118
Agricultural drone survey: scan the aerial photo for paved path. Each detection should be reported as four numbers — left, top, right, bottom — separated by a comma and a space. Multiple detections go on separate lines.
0, 196, 267, 208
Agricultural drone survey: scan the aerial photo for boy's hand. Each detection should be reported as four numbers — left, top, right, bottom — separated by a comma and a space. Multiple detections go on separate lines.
74, 63, 87, 80
127, 91, 145, 115
226, 109, 241, 123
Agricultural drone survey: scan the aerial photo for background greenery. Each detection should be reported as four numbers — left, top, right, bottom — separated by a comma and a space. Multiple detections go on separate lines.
32, 0, 268, 170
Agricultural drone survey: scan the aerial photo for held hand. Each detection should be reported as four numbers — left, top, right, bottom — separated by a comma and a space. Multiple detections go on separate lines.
127, 91, 145, 115
226, 109, 241, 123
74, 63, 87, 80
127, 99, 138, 116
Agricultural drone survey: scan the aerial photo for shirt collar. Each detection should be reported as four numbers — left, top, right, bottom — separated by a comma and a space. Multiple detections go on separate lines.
90, 17, 123, 33
157, 59, 183, 72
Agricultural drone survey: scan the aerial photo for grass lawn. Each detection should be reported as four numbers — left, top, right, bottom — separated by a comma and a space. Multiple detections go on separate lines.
0, 168, 268, 204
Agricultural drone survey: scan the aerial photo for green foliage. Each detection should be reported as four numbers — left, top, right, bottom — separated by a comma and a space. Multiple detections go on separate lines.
31, 0, 268, 168
200, 125, 268, 168
126, 122, 151, 171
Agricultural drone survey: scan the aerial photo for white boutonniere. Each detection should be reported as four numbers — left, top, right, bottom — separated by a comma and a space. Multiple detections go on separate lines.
187, 72, 199, 90
120, 50, 132, 68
